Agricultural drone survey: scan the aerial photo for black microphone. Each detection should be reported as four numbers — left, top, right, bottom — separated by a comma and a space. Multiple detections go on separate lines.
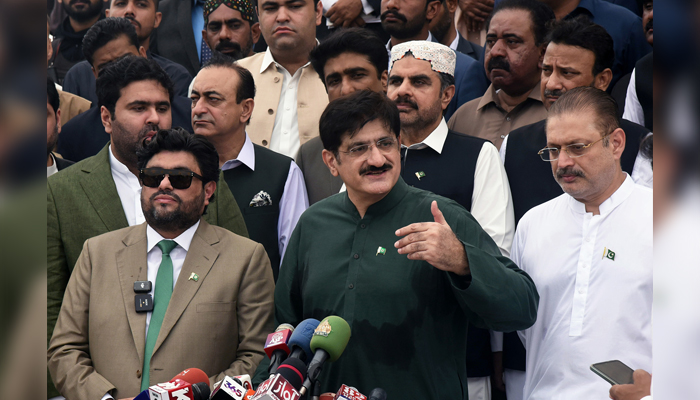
368, 388, 387, 400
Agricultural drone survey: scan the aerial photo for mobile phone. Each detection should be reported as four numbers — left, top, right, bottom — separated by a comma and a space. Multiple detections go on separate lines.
590, 360, 634, 385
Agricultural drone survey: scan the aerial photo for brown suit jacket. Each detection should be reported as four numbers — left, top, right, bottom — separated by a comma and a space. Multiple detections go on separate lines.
48, 221, 275, 399
236, 52, 328, 149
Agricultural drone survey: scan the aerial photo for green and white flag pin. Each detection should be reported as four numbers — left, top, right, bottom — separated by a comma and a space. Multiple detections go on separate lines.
376, 246, 386, 256
189, 272, 199, 282
415, 171, 426, 180
602, 247, 615, 261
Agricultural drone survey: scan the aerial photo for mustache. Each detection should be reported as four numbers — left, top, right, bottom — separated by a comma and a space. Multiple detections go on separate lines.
556, 167, 585, 179
543, 89, 564, 98
150, 190, 182, 203
215, 40, 242, 53
380, 10, 407, 23
124, 15, 141, 29
645, 19, 653, 32
487, 57, 510, 72
360, 164, 392, 176
69, 0, 90, 4
394, 95, 417, 109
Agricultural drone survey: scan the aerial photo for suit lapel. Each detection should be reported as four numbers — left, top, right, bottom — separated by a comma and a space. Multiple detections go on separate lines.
79, 146, 129, 231
179, 0, 201, 74
115, 225, 150, 364
153, 221, 220, 355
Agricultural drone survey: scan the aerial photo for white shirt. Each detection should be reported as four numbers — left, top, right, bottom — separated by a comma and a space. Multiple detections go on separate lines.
449, 34, 460, 52
402, 118, 515, 256
103, 221, 200, 400
109, 146, 145, 226
47, 154, 58, 177
513, 175, 652, 400
261, 49, 312, 159
220, 134, 309, 263
622, 68, 645, 126
499, 133, 654, 189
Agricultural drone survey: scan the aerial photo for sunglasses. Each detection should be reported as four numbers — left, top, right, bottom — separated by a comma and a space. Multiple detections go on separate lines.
139, 167, 204, 189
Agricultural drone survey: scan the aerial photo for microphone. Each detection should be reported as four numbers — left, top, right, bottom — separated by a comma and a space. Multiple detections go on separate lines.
265, 323, 295, 374
367, 388, 387, 400
210, 376, 248, 400
148, 378, 210, 400
243, 389, 256, 399
300, 316, 351, 395
333, 385, 366, 400
231, 374, 253, 391
249, 358, 307, 400
133, 368, 210, 400
287, 319, 320, 363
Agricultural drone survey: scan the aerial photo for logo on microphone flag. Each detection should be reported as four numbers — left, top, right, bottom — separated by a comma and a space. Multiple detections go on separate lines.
269, 331, 285, 345
314, 320, 332, 337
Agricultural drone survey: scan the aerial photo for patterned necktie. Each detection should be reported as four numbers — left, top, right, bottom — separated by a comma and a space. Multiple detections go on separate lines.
141, 239, 178, 391
201, 36, 213, 65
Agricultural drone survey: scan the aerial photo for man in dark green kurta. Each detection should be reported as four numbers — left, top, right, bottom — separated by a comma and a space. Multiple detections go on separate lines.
275, 90, 538, 399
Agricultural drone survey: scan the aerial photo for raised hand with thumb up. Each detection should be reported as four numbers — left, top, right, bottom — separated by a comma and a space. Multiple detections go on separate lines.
394, 200, 470, 276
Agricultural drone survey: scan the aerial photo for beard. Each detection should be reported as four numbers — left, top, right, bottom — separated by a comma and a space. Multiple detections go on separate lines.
381, 10, 426, 40
430, 10, 452, 44
142, 188, 204, 234
47, 125, 59, 158
394, 94, 443, 132
110, 119, 160, 169
214, 36, 253, 61
62, 0, 102, 24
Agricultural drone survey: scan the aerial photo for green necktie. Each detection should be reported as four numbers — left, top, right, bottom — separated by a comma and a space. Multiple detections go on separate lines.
141, 239, 178, 391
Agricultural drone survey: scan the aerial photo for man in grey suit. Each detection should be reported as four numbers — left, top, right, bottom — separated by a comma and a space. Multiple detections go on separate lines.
299, 28, 388, 204
49, 128, 274, 399
47, 56, 247, 398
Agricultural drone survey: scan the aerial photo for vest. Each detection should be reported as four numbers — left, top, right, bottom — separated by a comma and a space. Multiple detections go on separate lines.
635, 52, 653, 131
401, 130, 492, 377
223, 144, 292, 281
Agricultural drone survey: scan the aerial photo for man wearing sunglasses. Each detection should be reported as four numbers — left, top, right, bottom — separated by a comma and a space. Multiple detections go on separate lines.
49, 128, 274, 399
511, 87, 652, 400
47, 57, 249, 393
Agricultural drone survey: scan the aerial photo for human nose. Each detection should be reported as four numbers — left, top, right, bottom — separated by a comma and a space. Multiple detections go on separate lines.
276, 6, 291, 22
365, 142, 386, 165
145, 107, 160, 125
158, 174, 174, 190
339, 78, 357, 97
219, 24, 232, 40
191, 98, 206, 118
557, 147, 575, 168
546, 71, 563, 91
383, 0, 398, 11
488, 38, 507, 59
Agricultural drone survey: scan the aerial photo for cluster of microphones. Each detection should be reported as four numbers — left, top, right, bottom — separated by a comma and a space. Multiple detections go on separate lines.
132, 316, 387, 400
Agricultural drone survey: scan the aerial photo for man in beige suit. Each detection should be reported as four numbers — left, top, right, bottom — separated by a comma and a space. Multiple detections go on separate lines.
48, 128, 275, 400
236, 0, 328, 158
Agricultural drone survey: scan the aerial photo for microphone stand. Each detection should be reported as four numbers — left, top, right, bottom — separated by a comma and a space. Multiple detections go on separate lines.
311, 380, 321, 400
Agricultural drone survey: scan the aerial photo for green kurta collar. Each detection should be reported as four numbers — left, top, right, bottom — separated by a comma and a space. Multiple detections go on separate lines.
341, 177, 411, 219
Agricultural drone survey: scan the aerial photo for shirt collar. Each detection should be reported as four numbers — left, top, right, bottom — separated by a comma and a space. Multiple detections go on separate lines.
109, 144, 138, 180
147, 219, 201, 253
386, 32, 435, 52
568, 173, 636, 215
260, 45, 316, 74
343, 177, 411, 218
221, 134, 256, 171
449, 34, 460, 52
401, 118, 448, 154
47, 154, 58, 177
477, 82, 543, 111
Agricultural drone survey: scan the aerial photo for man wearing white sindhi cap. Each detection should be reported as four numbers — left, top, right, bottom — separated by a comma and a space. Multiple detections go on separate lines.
388, 41, 514, 400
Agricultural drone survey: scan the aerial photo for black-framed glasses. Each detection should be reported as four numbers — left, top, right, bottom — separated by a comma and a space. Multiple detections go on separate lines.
339, 137, 398, 159
538, 132, 613, 162
139, 167, 204, 189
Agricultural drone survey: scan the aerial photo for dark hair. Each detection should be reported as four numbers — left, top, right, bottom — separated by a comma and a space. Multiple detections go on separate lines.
487, 0, 555, 46
47, 77, 60, 113
137, 128, 221, 202
82, 17, 140, 66
96, 55, 174, 116
110, 0, 160, 8
547, 16, 614, 76
202, 53, 256, 103
310, 28, 388, 86
548, 86, 620, 145
319, 90, 400, 154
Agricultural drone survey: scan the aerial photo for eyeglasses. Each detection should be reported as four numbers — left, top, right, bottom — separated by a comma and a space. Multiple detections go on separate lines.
139, 167, 204, 189
339, 137, 398, 159
538, 132, 612, 162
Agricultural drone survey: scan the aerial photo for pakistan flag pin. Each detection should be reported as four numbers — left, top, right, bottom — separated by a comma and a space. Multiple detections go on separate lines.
188, 272, 199, 282
376, 246, 387, 256
415, 171, 426, 180
603, 247, 615, 261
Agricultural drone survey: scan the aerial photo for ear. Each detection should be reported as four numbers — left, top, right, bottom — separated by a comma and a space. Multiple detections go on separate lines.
138, 46, 148, 58
203, 181, 216, 206
445, 0, 458, 13
202, 29, 209, 46
426, 0, 441, 21
56, 108, 62, 134
315, 1, 323, 26
537, 43, 547, 69
595, 68, 613, 92
241, 98, 255, 124
154, 11, 163, 29
92, 66, 98, 79
101, 105, 113, 134
441, 84, 455, 110
381, 70, 388, 93
105, 8, 110, 17
610, 127, 626, 161
251, 22, 262, 44
322, 149, 340, 177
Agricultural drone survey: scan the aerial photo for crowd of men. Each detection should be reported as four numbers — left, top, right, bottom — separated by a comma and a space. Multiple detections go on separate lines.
46, 0, 655, 399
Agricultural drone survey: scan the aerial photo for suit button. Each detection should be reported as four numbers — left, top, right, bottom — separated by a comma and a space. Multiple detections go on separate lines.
262, 140, 268, 146
268, 108, 274, 115
353, 254, 359, 259
274, 77, 280, 83
136, 370, 142, 379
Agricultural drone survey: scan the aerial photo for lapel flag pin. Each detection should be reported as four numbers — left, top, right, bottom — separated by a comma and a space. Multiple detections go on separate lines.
415, 171, 426, 180
376, 247, 386, 256
602, 247, 615, 261
188, 272, 199, 282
